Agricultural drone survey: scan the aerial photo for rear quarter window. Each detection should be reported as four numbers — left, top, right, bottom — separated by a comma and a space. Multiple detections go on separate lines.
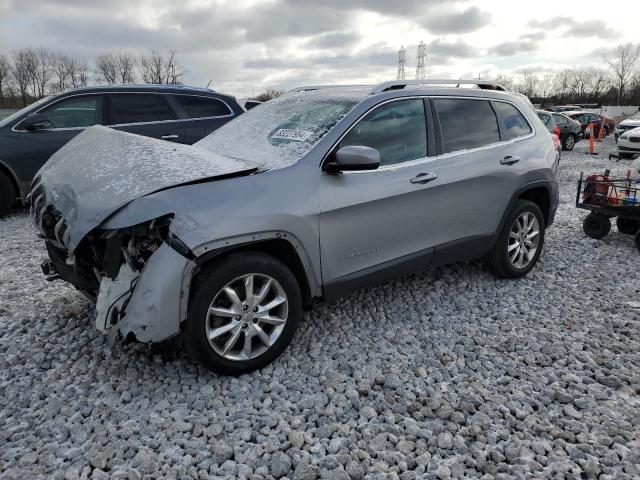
173, 95, 232, 118
493, 102, 532, 140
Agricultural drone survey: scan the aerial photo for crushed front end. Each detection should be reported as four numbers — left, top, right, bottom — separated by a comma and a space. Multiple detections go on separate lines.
30, 185, 195, 343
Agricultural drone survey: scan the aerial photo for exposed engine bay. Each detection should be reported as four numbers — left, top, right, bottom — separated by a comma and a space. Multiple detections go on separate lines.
39, 213, 196, 343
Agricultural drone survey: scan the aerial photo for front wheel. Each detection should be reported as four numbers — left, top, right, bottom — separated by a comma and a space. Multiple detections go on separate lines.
583, 213, 611, 239
184, 251, 301, 375
562, 134, 576, 151
486, 200, 545, 278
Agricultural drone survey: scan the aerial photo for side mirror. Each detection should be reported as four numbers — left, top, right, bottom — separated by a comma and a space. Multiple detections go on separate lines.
23, 113, 50, 131
325, 146, 380, 173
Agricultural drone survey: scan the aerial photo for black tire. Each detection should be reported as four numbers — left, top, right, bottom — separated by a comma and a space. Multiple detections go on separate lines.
0, 171, 16, 217
486, 199, 545, 278
562, 134, 576, 151
583, 213, 611, 239
635, 232, 640, 253
617, 217, 640, 235
184, 251, 301, 375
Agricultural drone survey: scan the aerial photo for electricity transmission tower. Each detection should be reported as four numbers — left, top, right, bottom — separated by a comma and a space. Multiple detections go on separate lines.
397, 46, 406, 80
415, 41, 427, 80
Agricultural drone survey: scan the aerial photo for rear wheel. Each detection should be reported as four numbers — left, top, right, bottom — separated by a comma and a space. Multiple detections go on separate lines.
486, 200, 545, 278
0, 172, 16, 217
617, 217, 640, 235
562, 134, 576, 151
583, 213, 611, 239
184, 251, 301, 375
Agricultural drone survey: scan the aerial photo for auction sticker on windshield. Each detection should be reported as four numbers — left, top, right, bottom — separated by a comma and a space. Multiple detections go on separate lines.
271, 128, 313, 142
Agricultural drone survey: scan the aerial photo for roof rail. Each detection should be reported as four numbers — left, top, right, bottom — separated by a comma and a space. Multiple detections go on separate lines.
370, 79, 507, 95
288, 85, 370, 93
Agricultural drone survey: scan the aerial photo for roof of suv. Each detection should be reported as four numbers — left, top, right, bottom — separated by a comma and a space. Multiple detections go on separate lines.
286, 80, 529, 107
55, 84, 236, 100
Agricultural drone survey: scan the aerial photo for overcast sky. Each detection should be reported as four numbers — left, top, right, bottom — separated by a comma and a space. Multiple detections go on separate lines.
0, 0, 637, 97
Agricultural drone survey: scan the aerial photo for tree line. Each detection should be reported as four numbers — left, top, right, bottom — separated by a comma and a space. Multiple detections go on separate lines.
1, 42, 639, 110
484, 43, 640, 107
0, 48, 186, 108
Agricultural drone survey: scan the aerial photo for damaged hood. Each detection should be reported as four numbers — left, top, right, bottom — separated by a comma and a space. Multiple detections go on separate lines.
31, 125, 257, 252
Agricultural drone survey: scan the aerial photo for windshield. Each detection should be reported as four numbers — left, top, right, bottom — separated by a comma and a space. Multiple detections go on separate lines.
196, 88, 367, 169
0, 96, 51, 129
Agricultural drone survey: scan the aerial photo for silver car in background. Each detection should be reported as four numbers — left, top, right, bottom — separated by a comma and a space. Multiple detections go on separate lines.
30, 80, 559, 375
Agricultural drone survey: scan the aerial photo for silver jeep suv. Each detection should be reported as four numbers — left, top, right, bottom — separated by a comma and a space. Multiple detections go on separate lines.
30, 80, 559, 375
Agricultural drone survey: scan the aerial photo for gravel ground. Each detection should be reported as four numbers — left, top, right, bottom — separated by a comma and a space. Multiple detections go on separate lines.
1, 137, 639, 480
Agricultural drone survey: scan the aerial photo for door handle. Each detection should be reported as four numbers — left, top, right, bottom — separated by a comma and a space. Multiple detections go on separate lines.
500, 156, 520, 166
410, 172, 437, 184
161, 134, 180, 140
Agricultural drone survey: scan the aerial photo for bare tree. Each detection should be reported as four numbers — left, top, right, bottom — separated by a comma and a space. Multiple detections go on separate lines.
95, 52, 119, 84
492, 74, 515, 91
0, 54, 9, 105
605, 43, 640, 105
10, 49, 33, 106
30, 47, 54, 98
537, 74, 556, 107
51, 53, 90, 92
140, 50, 164, 84
140, 49, 185, 84
116, 52, 136, 84
51, 53, 73, 93
255, 89, 283, 102
71, 58, 89, 88
517, 70, 539, 98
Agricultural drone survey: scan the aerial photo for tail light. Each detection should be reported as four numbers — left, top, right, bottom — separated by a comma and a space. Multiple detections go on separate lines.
553, 133, 561, 150
553, 126, 560, 137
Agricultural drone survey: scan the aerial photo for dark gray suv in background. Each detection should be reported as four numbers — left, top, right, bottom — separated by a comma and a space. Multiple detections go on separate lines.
31, 80, 559, 375
0, 85, 243, 215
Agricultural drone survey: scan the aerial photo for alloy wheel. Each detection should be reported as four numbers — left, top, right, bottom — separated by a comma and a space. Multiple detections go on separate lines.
566, 135, 575, 149
508, 212, 540, 269
205, 273, 288, 361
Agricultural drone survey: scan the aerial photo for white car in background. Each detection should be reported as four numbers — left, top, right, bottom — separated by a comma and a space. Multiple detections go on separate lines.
614, 111, 640, 140
617, 126, 640, 158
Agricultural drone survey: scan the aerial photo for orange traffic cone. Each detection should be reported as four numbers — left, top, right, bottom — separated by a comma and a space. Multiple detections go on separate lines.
596, 117, 605, 143
588, 124, 598, 155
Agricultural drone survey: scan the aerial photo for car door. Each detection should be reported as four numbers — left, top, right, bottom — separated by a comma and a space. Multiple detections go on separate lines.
17, 94, 105, 183
423, 98, 530, 266
109, 92, 184, 143
170, 94, 236, 144
319, 98, 439, 286
552, 114, 569, 138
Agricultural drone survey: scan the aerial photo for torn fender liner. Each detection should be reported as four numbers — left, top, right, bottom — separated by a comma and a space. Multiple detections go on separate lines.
34, 125, 257, 252
115, 243, 193, 343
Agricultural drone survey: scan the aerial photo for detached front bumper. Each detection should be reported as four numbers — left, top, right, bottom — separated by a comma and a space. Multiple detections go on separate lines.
98, 242, 195, 343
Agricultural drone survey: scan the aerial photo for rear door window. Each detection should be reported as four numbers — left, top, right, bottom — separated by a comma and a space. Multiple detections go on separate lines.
434, 98, 500, 153
492, 101, 532, 140
111, 93, 177, 124
41, 95, 104, 129
553, 114, 567, 125
339, 99, 427, 166
173, 95, 232, 118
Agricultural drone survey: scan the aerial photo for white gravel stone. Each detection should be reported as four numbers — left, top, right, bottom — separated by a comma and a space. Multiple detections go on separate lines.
1, 138, 639, 479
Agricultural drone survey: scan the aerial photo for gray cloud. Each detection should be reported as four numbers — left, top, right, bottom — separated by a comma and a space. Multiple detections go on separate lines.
489, 39, 539, 56
528, 16, 619, 39
429, 39, 475, 58
306, 32, 361, 50
422, 6, 490, 34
